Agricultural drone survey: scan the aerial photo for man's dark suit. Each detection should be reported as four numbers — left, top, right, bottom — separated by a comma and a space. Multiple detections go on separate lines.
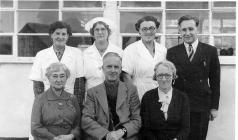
166, 42, 220, 140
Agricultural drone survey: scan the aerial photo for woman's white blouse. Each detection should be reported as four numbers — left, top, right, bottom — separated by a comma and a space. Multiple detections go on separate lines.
83, 42, 123, 90
29, 45, 84, 94
122, 40, 167, 100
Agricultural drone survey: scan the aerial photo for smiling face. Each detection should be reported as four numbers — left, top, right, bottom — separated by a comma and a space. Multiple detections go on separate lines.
93, 23, 109, 42
179, 19, 198, 44
102, 56, 122, 83
155, 65, 173, 91
51, 28, 69, 48
139, 21, 157, 43
48, 68, 67, 90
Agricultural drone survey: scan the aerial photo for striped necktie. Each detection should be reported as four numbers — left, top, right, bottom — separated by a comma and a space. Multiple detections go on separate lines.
188, 44, 194, 61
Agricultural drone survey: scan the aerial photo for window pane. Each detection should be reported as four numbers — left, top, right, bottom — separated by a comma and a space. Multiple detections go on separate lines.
0, 11, 14, 32
63, 1, 103, 8
212, 12, 236, 34
18, 11, 58, 33
122, 36, 160, 49
120, 12, 162, 33
166, 10, 209, 34
0, 0, 13, 8
166, 35, 209, 49
120, 1, 161, 7
67, 36, 94, 48
166, 2, 208, 9
213, 1, 236, 7
214, 36, 235, 56
62, 11, 103, 33
18, 0, 58, 9
18, 35, 51, 57
0, 36, 12, 55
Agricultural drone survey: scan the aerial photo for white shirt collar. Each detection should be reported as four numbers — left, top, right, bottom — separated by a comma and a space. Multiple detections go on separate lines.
158, 88, 173, 102
184, 39, 199, 54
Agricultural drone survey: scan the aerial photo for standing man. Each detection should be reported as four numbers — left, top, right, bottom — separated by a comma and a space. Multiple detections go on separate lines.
82, 52, 141, 140
166, 15, 220, 140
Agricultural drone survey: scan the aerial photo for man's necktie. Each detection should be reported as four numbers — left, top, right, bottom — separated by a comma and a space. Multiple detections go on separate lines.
188, 44, 194, 61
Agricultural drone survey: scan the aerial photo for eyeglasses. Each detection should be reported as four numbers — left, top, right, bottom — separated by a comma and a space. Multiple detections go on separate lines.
94, 28, 107, 33
140, 26, 156, 33
156, 74, 172, 80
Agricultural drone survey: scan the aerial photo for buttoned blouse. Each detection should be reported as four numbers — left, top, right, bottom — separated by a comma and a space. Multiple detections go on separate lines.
83, 42, 123, 90
29, 45, 84, 94
122, 39, 167, 99
31, 88, 81, 140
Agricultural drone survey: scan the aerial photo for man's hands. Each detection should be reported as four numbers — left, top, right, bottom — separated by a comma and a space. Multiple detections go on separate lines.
53, 134, 74, 140
106, 129, 125, 140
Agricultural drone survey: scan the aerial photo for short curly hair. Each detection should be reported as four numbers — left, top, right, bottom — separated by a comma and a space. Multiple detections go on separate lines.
49, 21, 72, 36
45, 62, 70, 79
135, 16, 160, 32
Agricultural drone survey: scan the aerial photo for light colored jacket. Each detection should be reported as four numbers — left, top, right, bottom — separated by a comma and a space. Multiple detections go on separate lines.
81, 81, 141, 140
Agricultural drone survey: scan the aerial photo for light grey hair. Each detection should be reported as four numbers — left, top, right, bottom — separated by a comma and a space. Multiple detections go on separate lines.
45, 62, 70, 79
153, 60, 177, 81
103, 52, 122, 62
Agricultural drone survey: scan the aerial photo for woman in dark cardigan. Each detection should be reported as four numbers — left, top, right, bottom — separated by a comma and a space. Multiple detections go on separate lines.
141, 60, 190, 140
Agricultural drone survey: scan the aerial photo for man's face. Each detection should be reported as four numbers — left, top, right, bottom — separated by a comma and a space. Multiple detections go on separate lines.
139, 21, 157, 43
102, 56, 122, 82
179, 19, 198, 44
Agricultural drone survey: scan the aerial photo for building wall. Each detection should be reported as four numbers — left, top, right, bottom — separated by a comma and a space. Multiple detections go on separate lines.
0, 62, 235, 140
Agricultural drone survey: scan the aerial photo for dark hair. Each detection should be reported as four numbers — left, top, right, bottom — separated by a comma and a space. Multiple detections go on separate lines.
135, 16, 160, 32
89, 21, 112, 37
49, 21, 72, 36
178, 15, 199, 27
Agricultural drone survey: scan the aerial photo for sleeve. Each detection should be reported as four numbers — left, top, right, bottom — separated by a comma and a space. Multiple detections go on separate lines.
81, 90, 109, 139
122, 86, 141, 138
29, 52, 44, 81
122, 47, 134, 75
75, 49, 84, 78
31, 96, 56, 139
140, 93, 156, 140
209, 47, 221, 110
176, 93, 190, 140
70, 95, 81, 140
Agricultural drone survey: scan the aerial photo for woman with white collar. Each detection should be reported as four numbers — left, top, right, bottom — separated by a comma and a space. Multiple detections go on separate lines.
83, 17, 123, 90
122, 16, 167, 100
29, 21, 84, 105
141, 60, 190, 140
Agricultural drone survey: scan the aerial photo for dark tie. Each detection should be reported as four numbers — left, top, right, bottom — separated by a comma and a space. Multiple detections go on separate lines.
188, 44, 194, 61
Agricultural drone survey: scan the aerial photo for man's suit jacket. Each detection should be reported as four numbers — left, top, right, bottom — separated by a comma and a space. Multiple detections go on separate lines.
81, 81, 141, 140
166, 42, 220, 112
141, 88, 190, 140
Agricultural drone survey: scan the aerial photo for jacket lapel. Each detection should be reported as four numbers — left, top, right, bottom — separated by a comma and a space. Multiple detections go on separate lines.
191, 42, 204, 63
116, 82, 127, 109
95, 84, 109, 117
178, 44, 190, 63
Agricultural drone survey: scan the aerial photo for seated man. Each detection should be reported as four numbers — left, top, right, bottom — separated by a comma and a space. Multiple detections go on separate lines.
82, 52, 141, 140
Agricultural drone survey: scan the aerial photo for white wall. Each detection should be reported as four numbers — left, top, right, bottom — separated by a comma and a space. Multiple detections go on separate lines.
0, 63, 236, 139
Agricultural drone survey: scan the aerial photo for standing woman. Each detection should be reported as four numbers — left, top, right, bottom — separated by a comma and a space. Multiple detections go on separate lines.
141, 60, 190, 140
122, 16, 167, 100
31, 63, 81, 140
29, 21, 84, 106
83, 17, 123, 90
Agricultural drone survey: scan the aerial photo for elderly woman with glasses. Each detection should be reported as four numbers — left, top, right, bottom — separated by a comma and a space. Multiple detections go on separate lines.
83, 17, 123, 91
31, 63, 81, 140
140, 60, 190, 140
122, 16, 167, 100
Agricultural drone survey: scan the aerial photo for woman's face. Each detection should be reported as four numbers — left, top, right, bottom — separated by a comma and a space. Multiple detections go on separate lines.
155, 65, 173, 91
139, 21, 157, 43
48, 68, 67, 90
51, 28, 69, 48
93, 23, 109, 42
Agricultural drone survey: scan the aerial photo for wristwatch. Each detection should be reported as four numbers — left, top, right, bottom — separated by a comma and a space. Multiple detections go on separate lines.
121, 127, 127, 137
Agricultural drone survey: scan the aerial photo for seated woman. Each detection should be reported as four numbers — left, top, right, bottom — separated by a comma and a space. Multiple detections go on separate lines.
141, 60, 190, 140
31, 62, 81, 140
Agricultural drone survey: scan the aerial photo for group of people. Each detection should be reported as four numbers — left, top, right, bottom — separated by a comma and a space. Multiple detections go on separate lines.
29, 14, 220, 140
